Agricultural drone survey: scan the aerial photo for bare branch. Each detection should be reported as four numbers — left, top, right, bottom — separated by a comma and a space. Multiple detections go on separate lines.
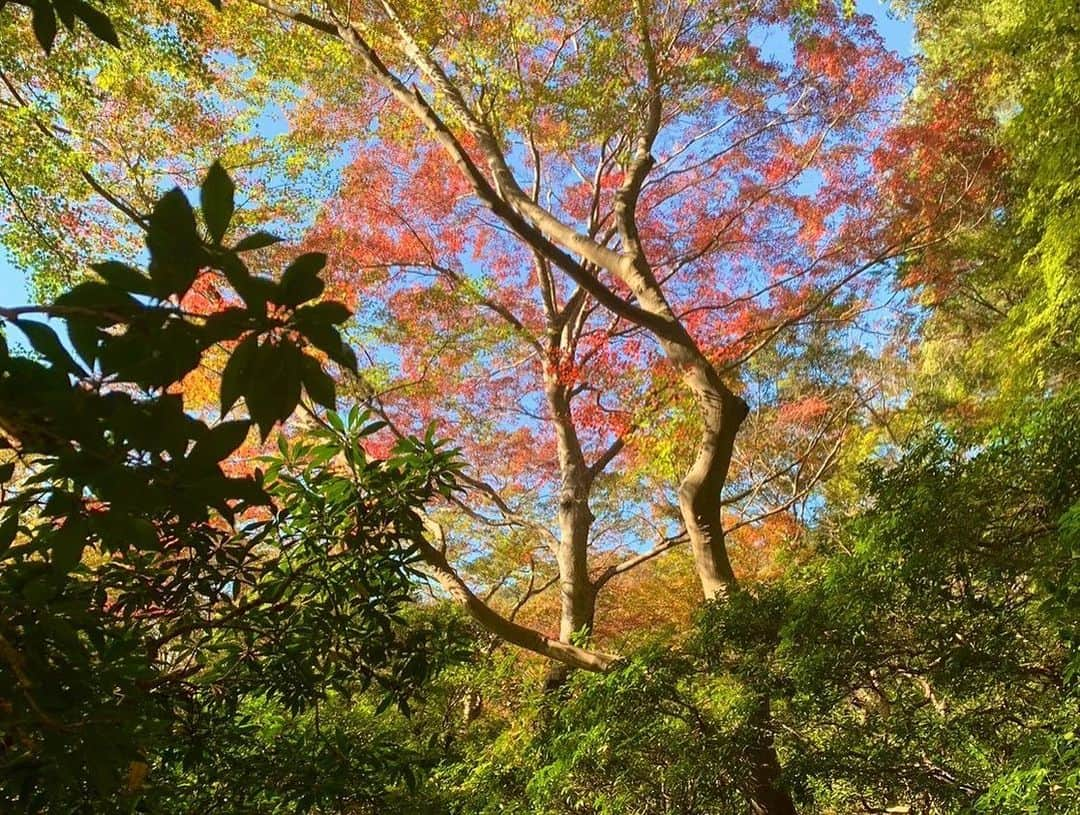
593, 533, 687, 590
416, 519, 617, 671
613, 0, 662, 259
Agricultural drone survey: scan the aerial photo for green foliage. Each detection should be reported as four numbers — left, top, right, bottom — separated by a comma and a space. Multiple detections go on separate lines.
147, 602, 477, 814
908, 0, 1080, 412
1, 1, 1076, 812
153, 689, 449, 815
0, 0, 347, 300
773, 391, 1079, 812
0, 170, 470, 811
428, 392, 1079, 814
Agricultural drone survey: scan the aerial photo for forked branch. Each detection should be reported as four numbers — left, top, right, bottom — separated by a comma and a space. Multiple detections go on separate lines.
417, 519, 618, 671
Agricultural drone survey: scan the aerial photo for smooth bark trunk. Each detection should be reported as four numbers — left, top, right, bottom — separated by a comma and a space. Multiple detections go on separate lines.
556, 503, 596, 642
674, 362, 747, 599
547, 380, 597, 643
628, 278, 792, 813
627, 278, 747, 598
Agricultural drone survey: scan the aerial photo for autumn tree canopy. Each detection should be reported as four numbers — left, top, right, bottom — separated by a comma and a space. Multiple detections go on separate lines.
0, 0, 1076, 813
309, 0, 914, 649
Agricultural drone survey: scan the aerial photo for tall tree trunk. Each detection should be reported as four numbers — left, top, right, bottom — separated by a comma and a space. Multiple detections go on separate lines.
670, 355, 797, 815
556, 495, 596, 642
541, 378, 597, 692
627, 282, 747, 598
630, 283, 795, 814
674, 359, 747, 599
546, 379, 596, 644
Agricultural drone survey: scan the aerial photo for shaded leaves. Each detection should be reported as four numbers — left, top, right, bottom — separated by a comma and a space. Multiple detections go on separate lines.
7, 0, 120, 54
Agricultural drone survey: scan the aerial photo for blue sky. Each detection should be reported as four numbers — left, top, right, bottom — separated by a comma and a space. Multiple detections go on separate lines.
0, 0, 913, 310
0, 243, 24, 306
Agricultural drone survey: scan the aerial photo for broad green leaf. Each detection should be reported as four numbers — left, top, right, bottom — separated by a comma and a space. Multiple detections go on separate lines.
233, 231, 283, 252
0, 512, 17, 554
300, 354, 336, 410
295, 300, 350, 326
147, 187, 202, 297
277, 252, 326, 307
201, 161, 235, 245
247, 339, 302, 437
14, 319, 85, 376
91, 261, 154, 296
189, 420, 252, 465
72, 0, 119, 47
31, 1, 58, 54
220, 333, 258, 415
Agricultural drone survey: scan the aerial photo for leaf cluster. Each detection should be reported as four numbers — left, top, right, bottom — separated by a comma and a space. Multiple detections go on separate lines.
0, 168, 469, 811
2, 0, 118, 54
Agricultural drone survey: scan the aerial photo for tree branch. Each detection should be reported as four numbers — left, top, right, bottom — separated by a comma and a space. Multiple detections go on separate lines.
416, 520, 617, 671
613, 0, 662, 259
593, 533, 687, 590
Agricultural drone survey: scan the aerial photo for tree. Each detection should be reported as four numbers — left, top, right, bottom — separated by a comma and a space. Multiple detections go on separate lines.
0, 0, 337, 299
885, 0, 1080, 417
1, 1, 1076, 811
434, 389, 1079, 814
0, 166, 469, 810
297, 0, 916, 636
262, 5, 929, 807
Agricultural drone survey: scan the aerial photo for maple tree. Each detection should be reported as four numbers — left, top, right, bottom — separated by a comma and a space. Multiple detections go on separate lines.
295, 0, 918, 669
1, 0, 924, 653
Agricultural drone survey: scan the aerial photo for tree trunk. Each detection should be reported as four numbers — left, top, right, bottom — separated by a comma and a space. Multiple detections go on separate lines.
629, 282, 793, 812
629, 280, 747, 598
556, 499, 596, 642
746, 699, 797, 815
546, 378, 597, 644
674, 360, 747, 599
